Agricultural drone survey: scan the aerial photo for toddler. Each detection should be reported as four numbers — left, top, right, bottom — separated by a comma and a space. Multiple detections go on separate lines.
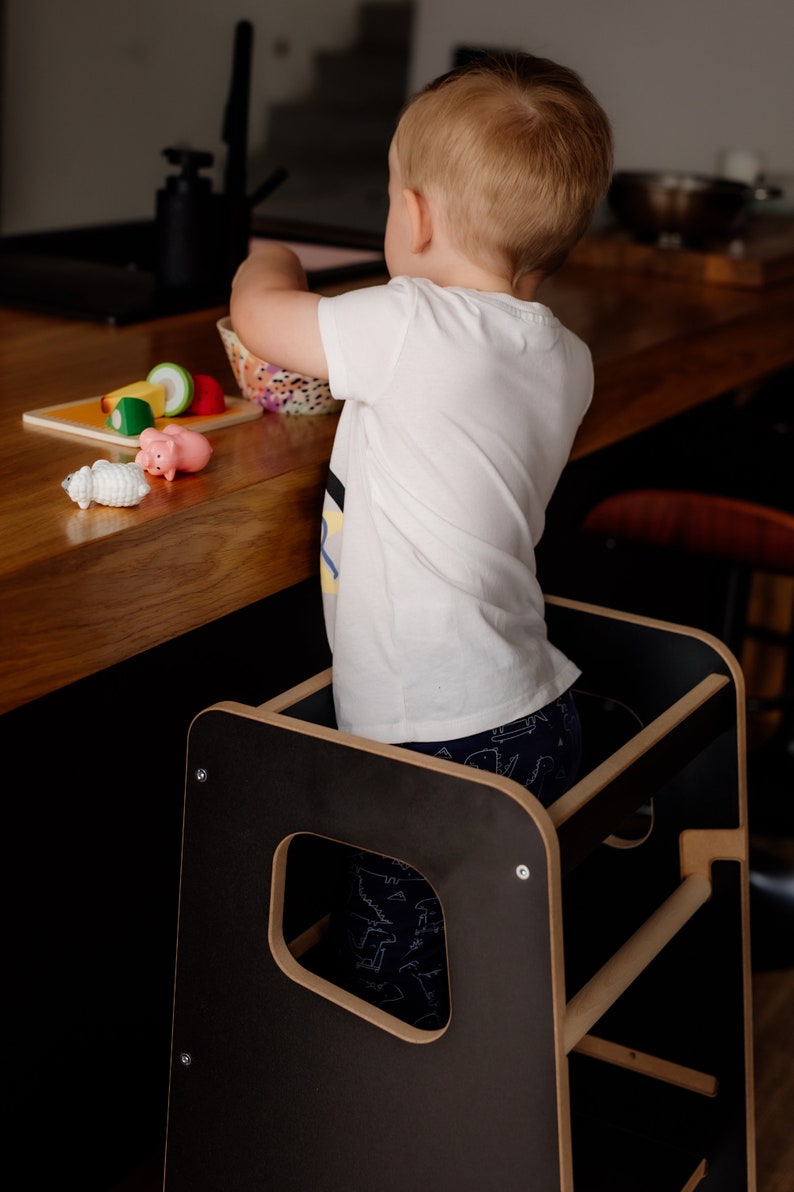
231, 51, 613, 1029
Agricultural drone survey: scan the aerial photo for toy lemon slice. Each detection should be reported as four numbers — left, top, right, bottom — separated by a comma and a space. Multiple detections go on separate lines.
101, 379, 167, 417
147, 362, 194, 416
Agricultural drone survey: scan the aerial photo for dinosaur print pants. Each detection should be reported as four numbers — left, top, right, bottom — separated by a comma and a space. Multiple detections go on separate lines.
326, 689, 582, 1030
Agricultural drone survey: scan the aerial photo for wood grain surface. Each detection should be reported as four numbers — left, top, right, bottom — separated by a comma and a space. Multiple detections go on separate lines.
2, 263, 794, 713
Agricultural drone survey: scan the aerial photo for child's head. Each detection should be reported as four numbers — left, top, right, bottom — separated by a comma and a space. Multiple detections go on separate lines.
392, 52, 613, 281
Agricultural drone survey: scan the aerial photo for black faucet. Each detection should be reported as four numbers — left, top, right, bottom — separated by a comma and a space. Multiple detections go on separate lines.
220, 19, 288, 285
156, 19, 287, 294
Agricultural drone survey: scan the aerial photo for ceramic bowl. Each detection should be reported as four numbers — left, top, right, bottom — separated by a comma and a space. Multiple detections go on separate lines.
217, 316, 335, 415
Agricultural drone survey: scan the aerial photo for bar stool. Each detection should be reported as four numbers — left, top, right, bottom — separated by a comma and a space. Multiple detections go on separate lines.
581, 488, 794, 969
578, 369, 793, 779
581, 488, 793, 658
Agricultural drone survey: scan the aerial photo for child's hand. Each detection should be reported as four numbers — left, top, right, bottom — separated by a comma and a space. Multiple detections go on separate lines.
231, 240, 307, 292
229, 243, 328, 381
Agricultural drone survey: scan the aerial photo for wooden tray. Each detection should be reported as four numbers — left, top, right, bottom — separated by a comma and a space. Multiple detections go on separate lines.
568, 214, 794, 288
23, 394, 262, 447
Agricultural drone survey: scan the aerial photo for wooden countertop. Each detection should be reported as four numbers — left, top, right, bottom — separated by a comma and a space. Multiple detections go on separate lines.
2, 263, 794, 714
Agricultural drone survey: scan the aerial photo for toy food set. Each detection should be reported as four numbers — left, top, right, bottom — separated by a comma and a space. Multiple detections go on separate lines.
24, 358, 262, 447
217, 316, 336, 415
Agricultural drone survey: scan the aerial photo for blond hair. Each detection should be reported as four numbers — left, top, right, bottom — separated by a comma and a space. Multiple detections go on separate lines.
393, 52, 613, 280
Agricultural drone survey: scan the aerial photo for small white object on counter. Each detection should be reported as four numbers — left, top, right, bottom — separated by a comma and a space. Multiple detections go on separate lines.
62, 459, 150, 509
716, 147, 763, 185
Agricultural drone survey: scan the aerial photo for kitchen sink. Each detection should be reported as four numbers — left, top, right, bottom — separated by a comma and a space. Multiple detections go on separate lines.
0, 220, 195, 325
0, 215, 385, 325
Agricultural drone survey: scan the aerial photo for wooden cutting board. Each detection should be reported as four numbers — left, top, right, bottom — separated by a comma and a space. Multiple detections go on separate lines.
23, 394, 262, 447
568, 214, 794, 288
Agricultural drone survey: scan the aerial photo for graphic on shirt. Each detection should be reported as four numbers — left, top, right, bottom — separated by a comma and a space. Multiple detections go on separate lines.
320, 468, 345, 594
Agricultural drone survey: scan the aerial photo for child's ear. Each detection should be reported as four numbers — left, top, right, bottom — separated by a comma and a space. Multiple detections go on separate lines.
403, 188, 433, 254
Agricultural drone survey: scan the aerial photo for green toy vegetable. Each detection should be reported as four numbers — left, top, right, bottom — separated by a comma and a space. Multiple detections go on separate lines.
105, 396, 155, 436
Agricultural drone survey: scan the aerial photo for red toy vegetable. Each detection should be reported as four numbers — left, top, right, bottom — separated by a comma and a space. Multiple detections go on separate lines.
188, 374, 226, 415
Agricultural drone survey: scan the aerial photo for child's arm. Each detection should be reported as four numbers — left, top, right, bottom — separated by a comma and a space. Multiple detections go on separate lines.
229, 242, 329, 380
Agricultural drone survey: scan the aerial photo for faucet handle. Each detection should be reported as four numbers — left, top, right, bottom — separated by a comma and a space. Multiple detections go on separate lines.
162, 148, 215, 181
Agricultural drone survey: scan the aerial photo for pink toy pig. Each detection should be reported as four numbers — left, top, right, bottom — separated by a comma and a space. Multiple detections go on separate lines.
135, 425, 213, 481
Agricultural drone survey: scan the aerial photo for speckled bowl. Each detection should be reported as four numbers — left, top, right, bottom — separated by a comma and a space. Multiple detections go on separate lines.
217, 316, 335, 415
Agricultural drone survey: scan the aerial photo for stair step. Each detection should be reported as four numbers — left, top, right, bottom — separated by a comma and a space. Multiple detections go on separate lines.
314, 49, 409, 107
253, 162, 390, 236
264, 164, 388, 194
267, 102, 396, 156
259, 142, 389, 184
257, 1, 413, 231
356, 2, 414, 52
264, 150, 389, 183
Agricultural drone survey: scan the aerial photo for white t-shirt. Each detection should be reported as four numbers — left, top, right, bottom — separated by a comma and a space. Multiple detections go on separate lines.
317, 275, 592, 743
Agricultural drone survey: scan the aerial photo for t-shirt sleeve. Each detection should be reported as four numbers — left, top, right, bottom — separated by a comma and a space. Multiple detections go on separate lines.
317, 276, 416, 405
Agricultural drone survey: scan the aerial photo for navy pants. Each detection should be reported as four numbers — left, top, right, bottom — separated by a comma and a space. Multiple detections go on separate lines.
327, 689, 582, 1030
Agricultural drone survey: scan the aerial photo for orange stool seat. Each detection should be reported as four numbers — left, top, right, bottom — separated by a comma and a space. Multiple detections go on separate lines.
582, 490, 794, 577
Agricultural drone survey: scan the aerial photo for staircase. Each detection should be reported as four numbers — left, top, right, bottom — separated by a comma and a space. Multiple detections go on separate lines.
253, 2, 414, 238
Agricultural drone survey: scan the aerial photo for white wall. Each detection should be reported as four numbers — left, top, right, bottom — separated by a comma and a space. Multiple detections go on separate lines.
0, 0, 391, 234
409, 0, 794, 182
4, 0, 792, 236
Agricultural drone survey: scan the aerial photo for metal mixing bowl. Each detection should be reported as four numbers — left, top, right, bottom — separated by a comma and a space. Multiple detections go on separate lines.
608, 170, 782, 245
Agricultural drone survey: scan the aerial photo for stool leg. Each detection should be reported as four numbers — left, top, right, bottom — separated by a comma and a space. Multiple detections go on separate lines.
722, 564, 753, 658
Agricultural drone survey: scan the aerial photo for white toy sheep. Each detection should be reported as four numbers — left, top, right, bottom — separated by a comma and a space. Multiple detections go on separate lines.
62, 459, 151, 509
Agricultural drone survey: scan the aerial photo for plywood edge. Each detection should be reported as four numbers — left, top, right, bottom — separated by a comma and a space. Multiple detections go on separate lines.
573, 1033, 718, 1097
547, 592, 744, 677
682, 1158, 709, 1191
268, 834, 448, 1045
254, 667, 334, 712
563, 872, 712, 1052
195, 693, 561, 850
549, 673, 731, 829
